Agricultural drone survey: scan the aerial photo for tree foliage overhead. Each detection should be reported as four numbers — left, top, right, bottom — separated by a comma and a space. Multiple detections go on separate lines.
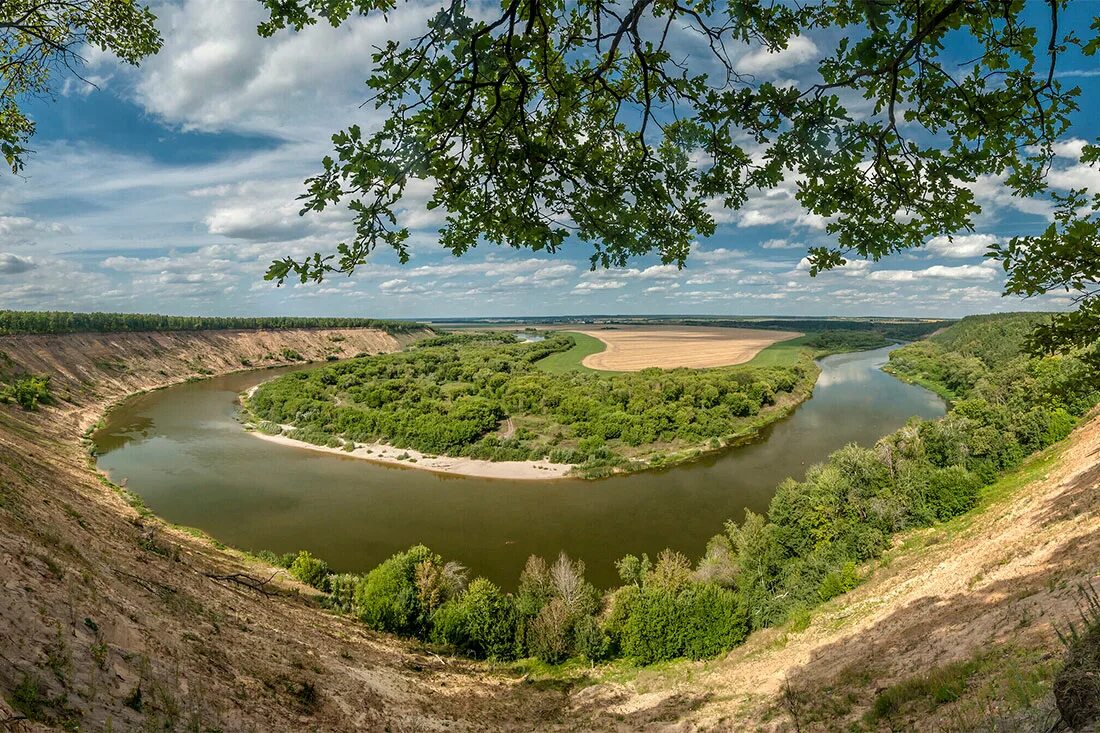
0, 0, 162, 172
259, 0, 1099, 357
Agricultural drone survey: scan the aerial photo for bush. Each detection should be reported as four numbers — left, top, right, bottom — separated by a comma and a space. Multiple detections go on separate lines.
354, 545, 437, 635
325, 573, 359, 614
459, 578, 517, 660
1054, 590, 1100, 729
927, 465, 982, 521
1, 375, 51, 410
289, 550, 331, 590
528, 598, 573, 663
621, 582, 746, 664
429, 599, 469, 649
818, 561, 860, 601
573, 615, 611, 662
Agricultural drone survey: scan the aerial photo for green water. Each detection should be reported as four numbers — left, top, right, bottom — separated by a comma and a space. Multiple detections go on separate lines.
94, 345, 944, 588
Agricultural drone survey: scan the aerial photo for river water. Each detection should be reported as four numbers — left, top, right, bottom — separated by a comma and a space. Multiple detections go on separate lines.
94, 344, 944, 588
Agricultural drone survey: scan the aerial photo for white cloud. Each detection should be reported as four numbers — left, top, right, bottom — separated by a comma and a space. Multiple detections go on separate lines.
572, 280, 626, 293
693, 247, 747, 263
738, 36, 819, 76
867, 264, 998, 282
0, 253, 36, 274
925, 233, 997, 258
760, 238, 803, 250
130, 0, 437, 137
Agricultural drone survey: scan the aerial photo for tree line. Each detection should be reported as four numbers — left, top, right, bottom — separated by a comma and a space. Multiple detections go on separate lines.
0, 310, 426, 336
260, 314, 1098, 668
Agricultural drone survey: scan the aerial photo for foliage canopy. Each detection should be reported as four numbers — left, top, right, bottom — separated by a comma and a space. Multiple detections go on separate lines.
0, 0, 162, 172
260, 0, 1100, 355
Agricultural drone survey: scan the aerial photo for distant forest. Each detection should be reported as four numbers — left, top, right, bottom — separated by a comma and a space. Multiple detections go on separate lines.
434, 317, 950, 341
0, 310, 426, 336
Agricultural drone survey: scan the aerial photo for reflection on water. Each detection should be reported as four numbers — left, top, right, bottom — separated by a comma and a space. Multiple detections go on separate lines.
95, 345, 944, 588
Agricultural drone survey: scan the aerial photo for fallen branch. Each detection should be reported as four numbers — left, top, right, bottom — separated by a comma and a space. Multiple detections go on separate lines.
204, 570, 282, 597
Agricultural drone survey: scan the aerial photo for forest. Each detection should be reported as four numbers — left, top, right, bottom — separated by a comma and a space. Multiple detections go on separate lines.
259, 314, 1099, 668
0, 310, 426, 336
246, 331, 820, 476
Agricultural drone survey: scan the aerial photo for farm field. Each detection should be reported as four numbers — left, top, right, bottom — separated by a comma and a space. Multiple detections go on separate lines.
568, 326, 800, 371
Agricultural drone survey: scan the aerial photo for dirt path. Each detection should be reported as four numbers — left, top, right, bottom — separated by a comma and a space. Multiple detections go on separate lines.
574, 326, 799, 371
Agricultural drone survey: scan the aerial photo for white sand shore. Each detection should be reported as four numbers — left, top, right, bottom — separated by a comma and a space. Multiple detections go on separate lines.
247, 428, 574, 480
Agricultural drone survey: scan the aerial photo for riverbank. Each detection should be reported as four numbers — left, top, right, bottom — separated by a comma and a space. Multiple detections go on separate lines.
248, 428, 574, 479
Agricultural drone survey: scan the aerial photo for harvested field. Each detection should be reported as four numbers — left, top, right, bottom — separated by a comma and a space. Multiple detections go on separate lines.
573, 326, 800, 371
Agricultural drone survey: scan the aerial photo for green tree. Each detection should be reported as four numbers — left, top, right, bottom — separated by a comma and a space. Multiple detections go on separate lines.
0, 1, 162, 172
288, 550, 331, 590
261, 1, 1100, 359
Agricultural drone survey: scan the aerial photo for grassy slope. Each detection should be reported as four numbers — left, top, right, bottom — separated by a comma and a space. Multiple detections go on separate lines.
549, 405, 1100, 730
533, 331, 608, 373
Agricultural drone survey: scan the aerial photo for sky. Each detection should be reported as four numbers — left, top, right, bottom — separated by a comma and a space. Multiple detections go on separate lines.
0, 0, 1097, 320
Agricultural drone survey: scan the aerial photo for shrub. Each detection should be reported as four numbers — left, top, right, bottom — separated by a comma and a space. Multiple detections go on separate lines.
460, 578, 517, 660
1054, 589, 1100, 729
354, 545, 437, 635
573, 615, 611, 663
1, 375, 51, 410
927, 465, 982, 521
325, 573, 359, 614
289, 550, 331, 590
818, 561, 860, 601
528, 598, 573, 663
678, 583, 748, 659
621, 581, 747, 664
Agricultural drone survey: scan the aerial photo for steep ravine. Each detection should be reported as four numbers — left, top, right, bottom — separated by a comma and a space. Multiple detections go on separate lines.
0, 328, 1097, 731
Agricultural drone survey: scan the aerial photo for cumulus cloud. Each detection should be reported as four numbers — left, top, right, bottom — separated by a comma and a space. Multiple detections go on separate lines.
867, 264, 999, 282
760, 238, 803, 250
130, 0, 436, 136
0, 253, 35, 274
925, 233, 998, 258
737, 36, 819, 76
693, 247, 747, 263
573, 280, 626, 293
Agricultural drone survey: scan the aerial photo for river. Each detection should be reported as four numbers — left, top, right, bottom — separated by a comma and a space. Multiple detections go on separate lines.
94, 344, 944, 588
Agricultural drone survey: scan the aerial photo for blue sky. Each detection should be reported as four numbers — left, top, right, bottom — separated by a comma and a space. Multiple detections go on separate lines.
0, 0, 1097, 319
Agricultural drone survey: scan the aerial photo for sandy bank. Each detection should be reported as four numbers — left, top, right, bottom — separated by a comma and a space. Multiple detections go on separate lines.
247, 428, 573, 480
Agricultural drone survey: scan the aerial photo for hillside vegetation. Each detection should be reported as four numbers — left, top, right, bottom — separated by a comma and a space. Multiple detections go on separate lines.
247, 330, 820, 476
249, 314, 1099, 685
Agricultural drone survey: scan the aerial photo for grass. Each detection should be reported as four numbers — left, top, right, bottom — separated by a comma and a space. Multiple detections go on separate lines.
534, 331, 607, 373
864, 645, 1058, 728
739, 334, 816, 368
